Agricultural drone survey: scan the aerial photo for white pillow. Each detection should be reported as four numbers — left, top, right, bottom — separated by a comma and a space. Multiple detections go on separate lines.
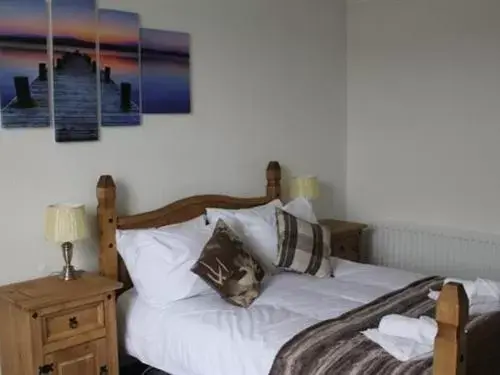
282, 197, 318, 223
210, 199, 283, 223
116, 215, 214, 308
206, 198, 318, 274
206, 200, 283, 273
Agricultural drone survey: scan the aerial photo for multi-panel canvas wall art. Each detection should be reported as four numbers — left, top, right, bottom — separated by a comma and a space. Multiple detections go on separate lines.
0, 0, 192, 141
141, 29, 191, 114
52, 0, 99, 142
99, 9, 141, 126
0, 0, 50, 128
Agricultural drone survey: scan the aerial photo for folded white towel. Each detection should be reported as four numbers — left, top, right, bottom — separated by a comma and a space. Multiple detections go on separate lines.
428, 290, 440, 301
363, 329, 433, 362
475, 278, 500, 299
362, 314, 438, 361
429, 278, 500, 315
378, 314, 438, 346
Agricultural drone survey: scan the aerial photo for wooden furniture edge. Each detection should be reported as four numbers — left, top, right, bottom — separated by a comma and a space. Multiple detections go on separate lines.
433, 282, 468, 375
97, 161, 281, 292
318, 219, 368, 238
0, 273, 122, 311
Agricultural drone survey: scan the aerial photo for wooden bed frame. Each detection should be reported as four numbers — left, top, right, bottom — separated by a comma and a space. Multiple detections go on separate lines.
96, 161, 468, 375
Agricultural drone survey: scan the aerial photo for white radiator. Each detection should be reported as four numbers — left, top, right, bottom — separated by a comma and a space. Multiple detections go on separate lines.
364, 222, 500, 280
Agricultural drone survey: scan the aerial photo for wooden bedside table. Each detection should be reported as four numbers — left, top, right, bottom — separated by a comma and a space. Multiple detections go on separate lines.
0, 273, 122, 375
319, 219, 368, 262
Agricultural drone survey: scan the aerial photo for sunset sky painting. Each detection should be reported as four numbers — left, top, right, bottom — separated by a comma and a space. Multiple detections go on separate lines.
99, 10, 140, 50
0, 0, 47, 39
141, 28, 191, 114
99, 9, 141, 126
0, 0, 50, 128
52, 0, 97, 46
52, 0, 99, 142
141, 29, 190, 56
0, 0, 192, 136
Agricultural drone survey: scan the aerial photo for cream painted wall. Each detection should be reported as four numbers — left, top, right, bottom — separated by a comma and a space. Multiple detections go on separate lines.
0, 0, 347, 286
347, 0, 500, 233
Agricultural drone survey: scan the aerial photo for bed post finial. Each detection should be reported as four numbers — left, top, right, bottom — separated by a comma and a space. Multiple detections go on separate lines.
433, 283, 468, 375
266, 161, 281, 200
97, 175, 118, 281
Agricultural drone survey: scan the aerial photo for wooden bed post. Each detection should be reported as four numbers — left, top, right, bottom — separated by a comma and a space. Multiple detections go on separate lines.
266, 161, 281, 200
97, 175, 118, 281
433, 283, 469, 375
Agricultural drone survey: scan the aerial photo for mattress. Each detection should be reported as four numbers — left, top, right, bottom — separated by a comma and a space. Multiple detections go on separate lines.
117, 259, 425, 375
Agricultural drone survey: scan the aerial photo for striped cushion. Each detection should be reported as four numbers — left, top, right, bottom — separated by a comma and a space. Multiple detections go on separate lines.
274, 208, 332, 278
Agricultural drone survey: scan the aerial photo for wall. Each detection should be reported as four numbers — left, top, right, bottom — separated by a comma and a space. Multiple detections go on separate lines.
347, 0, 500, 233
0, 0, 347, 285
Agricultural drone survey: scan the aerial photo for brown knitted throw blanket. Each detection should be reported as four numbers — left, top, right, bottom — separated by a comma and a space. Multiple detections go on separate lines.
269, 276, 496, 375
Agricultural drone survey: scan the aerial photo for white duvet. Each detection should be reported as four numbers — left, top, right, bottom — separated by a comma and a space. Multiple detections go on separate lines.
117, 259, 425, 375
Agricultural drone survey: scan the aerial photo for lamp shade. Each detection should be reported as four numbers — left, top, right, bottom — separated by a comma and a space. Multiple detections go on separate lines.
45, 204, 89, 243
290, 176, 320, 200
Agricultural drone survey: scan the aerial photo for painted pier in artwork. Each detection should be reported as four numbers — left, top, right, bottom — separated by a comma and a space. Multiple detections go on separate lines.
1, 51, 139, 132
100, 60, 141, 126
53, 51, 99, 142
0, 63, 50, 128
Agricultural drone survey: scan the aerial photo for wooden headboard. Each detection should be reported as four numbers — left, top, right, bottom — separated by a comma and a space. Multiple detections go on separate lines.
96, 161, 282, 292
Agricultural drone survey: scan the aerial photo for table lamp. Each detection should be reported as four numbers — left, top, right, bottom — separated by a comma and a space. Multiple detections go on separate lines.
45, 204, 89, 281
290, 176, 320, 201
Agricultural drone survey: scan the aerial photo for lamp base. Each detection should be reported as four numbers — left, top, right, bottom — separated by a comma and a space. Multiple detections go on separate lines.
59, 265, 77, 281
60, 241, 78, 281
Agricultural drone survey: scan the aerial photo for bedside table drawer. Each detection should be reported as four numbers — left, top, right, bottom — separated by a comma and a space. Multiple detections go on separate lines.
43, 301, 105, 343
331, 235, 360, 262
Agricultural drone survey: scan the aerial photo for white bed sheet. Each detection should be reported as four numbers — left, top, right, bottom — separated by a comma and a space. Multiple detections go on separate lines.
117, 259, 425, 375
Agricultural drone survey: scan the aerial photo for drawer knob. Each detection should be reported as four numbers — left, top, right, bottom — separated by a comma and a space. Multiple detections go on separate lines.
39, 364, 54, 374
69, 316, 79, 329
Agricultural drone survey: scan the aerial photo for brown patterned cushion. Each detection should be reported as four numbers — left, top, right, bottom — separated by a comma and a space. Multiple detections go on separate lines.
191, 219, 266, 307
274, 208, 332, 278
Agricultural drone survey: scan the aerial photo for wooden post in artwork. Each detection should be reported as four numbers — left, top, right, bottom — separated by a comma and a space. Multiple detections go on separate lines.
13, 77, 35, 108
266, 161, 282, 200
62, 52, 71, 62
433, 283, 469, 375
97, 175, 118, 281
92, 61, 97, 73
104, 67, 111, 83
38, 63, 47, 81
120, 83, 132, 112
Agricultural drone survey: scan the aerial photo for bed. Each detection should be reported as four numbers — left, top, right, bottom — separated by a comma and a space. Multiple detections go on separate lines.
96, 161, 499, 375
117, 259, 428, 375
